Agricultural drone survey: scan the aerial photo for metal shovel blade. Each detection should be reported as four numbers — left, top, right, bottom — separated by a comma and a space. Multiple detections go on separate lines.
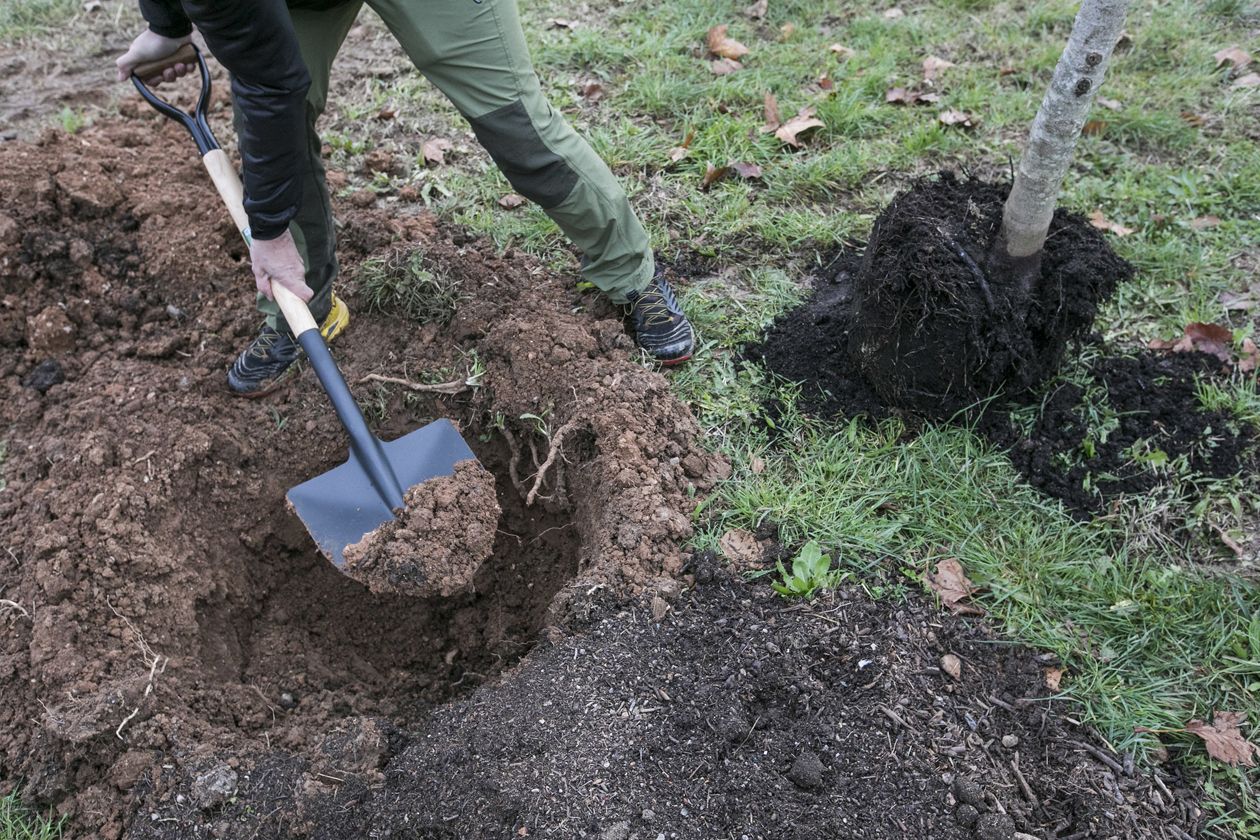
286, 418, 476, 567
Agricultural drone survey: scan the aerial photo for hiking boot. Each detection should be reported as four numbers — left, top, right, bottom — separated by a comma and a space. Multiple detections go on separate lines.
625, 272, 694, 365
227, 294, 350, 396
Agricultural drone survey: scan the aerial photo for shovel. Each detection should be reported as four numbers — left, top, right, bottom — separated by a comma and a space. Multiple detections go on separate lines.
132, 44, 476, 566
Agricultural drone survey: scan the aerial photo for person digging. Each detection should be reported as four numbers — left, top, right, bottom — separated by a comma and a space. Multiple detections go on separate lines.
116, 0, 696, 397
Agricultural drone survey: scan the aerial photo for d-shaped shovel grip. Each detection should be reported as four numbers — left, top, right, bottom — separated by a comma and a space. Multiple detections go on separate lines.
132, 51, 407, 511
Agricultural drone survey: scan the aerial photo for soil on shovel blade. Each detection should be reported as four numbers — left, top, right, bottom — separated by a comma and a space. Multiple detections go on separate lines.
754, 175, 1256, 516
342, 458, 502, 598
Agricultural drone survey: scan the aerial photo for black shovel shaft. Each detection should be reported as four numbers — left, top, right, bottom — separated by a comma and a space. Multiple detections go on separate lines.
296, 330, 406, 511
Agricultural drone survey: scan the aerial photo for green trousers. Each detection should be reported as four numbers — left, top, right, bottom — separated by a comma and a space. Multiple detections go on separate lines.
242, 0, 655, 332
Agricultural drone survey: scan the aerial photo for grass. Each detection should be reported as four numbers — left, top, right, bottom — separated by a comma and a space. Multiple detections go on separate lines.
0, 791, 62, 840
0, 0, 79, 39
312, 0, 1260, 832
353, 248, 464, 324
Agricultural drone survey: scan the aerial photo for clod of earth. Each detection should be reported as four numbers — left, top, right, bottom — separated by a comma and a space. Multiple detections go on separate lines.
342, 459, 501, 598
845, 173, 1129, 415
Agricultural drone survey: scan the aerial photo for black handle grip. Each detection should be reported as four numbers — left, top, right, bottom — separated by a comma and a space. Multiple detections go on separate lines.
131, 43, 219, 156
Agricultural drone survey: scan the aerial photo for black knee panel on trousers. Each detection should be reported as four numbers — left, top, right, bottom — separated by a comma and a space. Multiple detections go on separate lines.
467, 100, 580, 209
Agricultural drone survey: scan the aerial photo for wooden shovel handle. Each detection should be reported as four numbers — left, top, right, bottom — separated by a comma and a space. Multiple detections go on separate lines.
132, 43, 199, 81
199, 149, 318, 335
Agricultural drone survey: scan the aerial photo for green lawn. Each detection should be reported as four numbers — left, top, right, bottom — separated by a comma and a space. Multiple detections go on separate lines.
0, 792, 62, 840
317, 0, 1260, 833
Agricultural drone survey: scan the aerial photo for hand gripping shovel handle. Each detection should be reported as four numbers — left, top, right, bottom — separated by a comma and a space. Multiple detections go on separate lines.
132, 46, 407, 510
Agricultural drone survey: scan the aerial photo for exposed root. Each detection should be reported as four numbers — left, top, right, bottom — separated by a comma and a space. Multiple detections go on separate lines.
525, 420, 581, 508
359, 372, 470, 395
497, 424, 529, 496
108, 599, 168, 741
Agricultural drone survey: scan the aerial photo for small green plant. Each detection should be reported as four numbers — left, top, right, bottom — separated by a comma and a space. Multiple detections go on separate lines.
0, 789, 64, 840
56, 107, 86, 134
771, 540, 841, 598
355, 249, 463, 325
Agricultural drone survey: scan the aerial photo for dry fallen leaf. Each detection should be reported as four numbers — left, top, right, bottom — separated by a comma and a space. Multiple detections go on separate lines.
922, 55, 955, 82
1181, 111, 1207, 127
651, 594, 669, 621
668, 129, 696, 163
83, 0, 102, 12
707, 24, 750, 60
1240, 338, 1258, 373
749, 455, 766, 474
817, 73, 834, 91
580, 81, 605, 102
497, 193, 526, 210
547, 18, 576, 29
829, 43, 856, 60
1089, 209, 1135, 237
774, 107, 825, 147
1220, 285, 1259, 312
744, 0, 768, 20
709, 58, 743, 76
1149, 322, 1235, 364
938, 109, 976, 128
1190, 215, 1221, 230
779, 22, 796, 39
718, 528, 764, 569
883, 7, 905, 19
1186, 712, 1257, 767
885, 87, 939, 105
1215, 45, 1253, 71
375, 106, 397, 121
927, 558, 984, 616
762, 91, 782, 131
1082, 118, 1107, 135
1232, 73, 1260, 89
421, 137, 451, 166
940, 653, 962, 681
701, 161, 762, 189
1044, 667, 1064, 692
1096, 96, 1122, 110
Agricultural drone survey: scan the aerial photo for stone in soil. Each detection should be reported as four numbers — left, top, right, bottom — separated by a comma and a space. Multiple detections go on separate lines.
342, 458, 501, 597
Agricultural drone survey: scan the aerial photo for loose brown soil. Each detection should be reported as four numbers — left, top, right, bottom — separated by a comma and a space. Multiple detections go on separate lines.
0, 120, 724, 838
342, 459, 501, 598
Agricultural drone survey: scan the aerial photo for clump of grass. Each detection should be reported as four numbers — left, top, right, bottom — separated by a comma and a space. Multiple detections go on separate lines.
0, 790, 63, 840
0, 0, 79, 39
354, 249, 463, 325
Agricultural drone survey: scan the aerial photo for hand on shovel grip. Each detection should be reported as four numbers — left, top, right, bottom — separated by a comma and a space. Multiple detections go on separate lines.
118, 33, 195, 83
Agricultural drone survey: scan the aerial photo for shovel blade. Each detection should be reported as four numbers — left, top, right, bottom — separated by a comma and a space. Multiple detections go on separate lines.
286, 418, 476, 567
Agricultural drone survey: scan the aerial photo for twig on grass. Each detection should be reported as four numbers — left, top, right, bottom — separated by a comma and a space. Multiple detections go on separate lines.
359, 372, 469, 395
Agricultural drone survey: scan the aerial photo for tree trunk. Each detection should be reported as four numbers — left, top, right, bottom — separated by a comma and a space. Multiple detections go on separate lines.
991, 0, 1131, 296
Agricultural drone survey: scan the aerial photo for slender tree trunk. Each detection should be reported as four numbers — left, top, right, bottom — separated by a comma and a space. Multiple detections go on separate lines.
990, 0, 1131, 296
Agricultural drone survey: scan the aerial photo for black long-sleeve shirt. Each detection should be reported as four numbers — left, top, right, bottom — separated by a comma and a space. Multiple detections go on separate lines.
138, 0, 314, 240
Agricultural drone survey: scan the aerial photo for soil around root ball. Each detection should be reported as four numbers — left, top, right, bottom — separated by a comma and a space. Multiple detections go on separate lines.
342, 459, 501, 598
845, 173, 1130, 414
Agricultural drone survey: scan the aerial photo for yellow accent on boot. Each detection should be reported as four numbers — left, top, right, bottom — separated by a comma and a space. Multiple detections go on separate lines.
320, 294, 350, 341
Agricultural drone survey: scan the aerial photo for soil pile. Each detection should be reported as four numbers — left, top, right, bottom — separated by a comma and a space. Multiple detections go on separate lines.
0, 121, 725, 837
342, 458, 501, 597
127, 557, 1201, 839
844, 173, 1129, 414
755, 176, 1256, 515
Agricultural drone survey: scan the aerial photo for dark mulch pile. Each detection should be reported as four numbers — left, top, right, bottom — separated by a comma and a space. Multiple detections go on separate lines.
752, 175, 1256, 515
127, 557, 1201, 840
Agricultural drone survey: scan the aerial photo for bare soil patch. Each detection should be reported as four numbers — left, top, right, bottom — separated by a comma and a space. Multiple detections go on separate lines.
126, 556, 1203, 840
0, 121, 721, 837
